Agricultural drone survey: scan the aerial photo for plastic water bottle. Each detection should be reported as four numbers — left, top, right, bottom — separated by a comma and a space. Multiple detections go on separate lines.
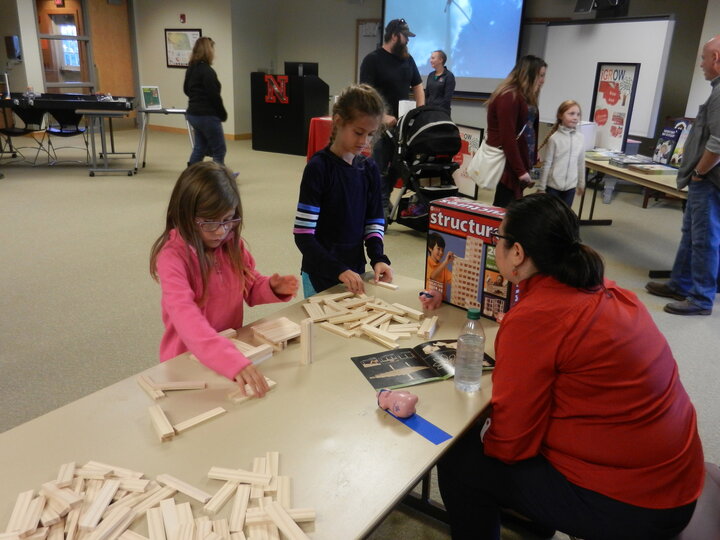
455, 308, 485, 393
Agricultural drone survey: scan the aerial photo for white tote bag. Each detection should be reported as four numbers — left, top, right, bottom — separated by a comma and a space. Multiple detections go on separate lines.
467, 125, 528, 190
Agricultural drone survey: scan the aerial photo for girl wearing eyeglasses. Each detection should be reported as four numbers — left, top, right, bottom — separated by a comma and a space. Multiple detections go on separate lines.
150, 162, 299, 398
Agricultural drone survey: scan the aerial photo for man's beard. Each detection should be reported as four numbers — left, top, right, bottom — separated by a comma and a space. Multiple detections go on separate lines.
391, 40, 409, 58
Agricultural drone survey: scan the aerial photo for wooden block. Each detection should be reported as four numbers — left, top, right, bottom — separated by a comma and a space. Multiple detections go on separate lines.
148, 405, 175, 442
252, 317, 301, 345
274, 477, 291, 509
391, 314, 411, 324
84, 462, 144, 479
357, 311, 384, 326
392, 303, 423, 320
250, 458, 266, 499
56, 462, 75, 488
174, 524, 194, 540
116, 478, 150, 493
211, 520, 229, 540
252, 333, 284, 353
218, 328, 237, 339
63, 507, 80, 540
88, 505, 133, 540
307, 292, 352, 303
365, 303, 405, 316
418, 315, 439, 339
301, 302, 324, 320
202, 532, 221, 540
39, 483, 82, 515
21, 528, 47, 540
6, 490, 34, 533
137, 375, 165, 400
39, 507, 60, 529
156, 475, 211, 505
79, 479, 121, 531
18, 495, 45, 538
146, 507, 166, 540
107, 483, 160, 512
262, 502, 309, 540
318, 322, 355, 339
373, 280, 398, 290
243, 508, 314, 526
337, 297, 371, 309
387, 324, 421, 332
228, 485, 250, 533
363, 331, 399, 350
47, 523, 63, 540
207, 467, 271, 486
379, 321, 389, 331
326, 311, 368, 325
264, 452, 279, 492
152, 381, 206, 392
176, 502, 193, 527
119, 531, 149, 540
299, 319, 313, 366
361, 324, 401, 342
231, 341, 274, 364
194, 518, 211, 540
227, 378, 276, 404
159, 499, 178, 540
130, 487, 177, 521
203, 480, 238, 516
74, 467, 112, 481
173, 407, 226, 434
368, 313, 392, 328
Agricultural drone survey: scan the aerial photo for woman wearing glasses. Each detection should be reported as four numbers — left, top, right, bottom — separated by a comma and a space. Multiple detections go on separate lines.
438, 194, 704, 539
150, 162, 299, 398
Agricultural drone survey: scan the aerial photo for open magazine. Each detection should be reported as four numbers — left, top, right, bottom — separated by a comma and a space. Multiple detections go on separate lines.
351, 339, 495, 390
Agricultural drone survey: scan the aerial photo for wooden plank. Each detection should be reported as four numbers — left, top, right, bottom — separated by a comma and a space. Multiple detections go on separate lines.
250, 458, 266, 500
360, 324, 401, 342
227, 378, 276, 404
159, 499, 178, 540
362, 331, 399, 350
151, 381, 206, 392
130, 487, 177, 521
244, 508, 315, 526
207, 467, 270, 486
373, 280, 398, 290
116, 478, 150, 493
148, 405, 175, 442
146, 507, 166, 540
56, 462, 75, 488
275, 477, 291, 509
210, 520, 229, 540
264, 452, 279, 492
366, 302, 405, 315
262, 502, 309, 540
203, 482, 237, 516
318, 322, 355, 339
227, 485, 250, 533
39, 506, 60, 528
88, 505, 133, 540
84, 462, 144, 479
392, 303, 423, 320
18, 495, 45, 538
6, 490, 34, 533
326, 311, 368, 325
137, 375, 165, 400
79, 479, 121, 531
299, 318, 313, 366
156, 475, 211, 504
172, 407, 226, 434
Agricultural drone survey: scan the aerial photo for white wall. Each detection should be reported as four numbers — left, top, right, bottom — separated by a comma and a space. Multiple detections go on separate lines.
0, 0, 25, 92
133, 0, 234, 132
685, 1, 720, 116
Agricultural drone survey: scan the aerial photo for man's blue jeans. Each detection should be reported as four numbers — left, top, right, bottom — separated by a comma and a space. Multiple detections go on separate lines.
187, 114, 226, 165
669, 179, 720, 309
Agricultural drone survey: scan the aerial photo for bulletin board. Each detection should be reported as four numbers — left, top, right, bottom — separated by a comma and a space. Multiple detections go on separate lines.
590, 62, 640, 152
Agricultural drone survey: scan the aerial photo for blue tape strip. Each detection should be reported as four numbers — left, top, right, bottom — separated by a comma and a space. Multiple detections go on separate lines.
386, 411, 452, 445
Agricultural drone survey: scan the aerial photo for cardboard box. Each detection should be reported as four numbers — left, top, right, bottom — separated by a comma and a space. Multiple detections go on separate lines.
426, 197, 519, 322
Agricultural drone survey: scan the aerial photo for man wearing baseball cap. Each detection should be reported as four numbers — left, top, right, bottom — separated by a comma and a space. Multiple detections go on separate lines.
360, 18, 425, 218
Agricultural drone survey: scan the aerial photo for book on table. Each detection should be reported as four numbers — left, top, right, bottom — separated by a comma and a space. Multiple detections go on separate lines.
351, 339, 495, 390
669, 122, 693, 168
627, 163, 678, 175
608, 154, 654, 168
652, 126, 681, 165
585, 148, 622, 161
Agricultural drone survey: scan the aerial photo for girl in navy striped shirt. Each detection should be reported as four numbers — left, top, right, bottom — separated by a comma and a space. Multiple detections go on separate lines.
294, 84, 393, 297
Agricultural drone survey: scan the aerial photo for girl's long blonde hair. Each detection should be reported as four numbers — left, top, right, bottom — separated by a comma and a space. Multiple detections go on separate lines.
538, 100, 581, 153
189, 36, 215, 65
150, 162, 249, 305
487, 55, 547, 109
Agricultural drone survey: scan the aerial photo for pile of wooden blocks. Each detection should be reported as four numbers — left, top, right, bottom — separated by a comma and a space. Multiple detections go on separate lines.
301, 291, 438, 350
3, 454, 314, 540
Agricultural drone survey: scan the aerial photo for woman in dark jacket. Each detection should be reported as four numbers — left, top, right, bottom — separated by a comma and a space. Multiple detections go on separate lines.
486, 55, 547, 207
184, 37, 228, 165
425, 49, 455, 115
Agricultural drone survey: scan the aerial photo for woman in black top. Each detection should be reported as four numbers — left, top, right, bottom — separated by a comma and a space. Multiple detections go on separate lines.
425, 50, 455, 115
184, 37, 228, 165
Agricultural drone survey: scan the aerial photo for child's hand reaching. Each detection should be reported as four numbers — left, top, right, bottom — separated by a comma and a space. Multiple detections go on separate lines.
269, 273, 299, 297
234, 364, 269, 398
339, 269, 365, 294
373, 262, 393, 284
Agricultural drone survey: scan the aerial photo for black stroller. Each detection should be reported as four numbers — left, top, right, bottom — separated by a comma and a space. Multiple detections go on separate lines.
386, 105, 461, 232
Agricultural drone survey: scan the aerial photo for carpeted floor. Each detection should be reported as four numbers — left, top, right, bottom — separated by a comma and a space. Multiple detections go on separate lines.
1, 129, 717, 538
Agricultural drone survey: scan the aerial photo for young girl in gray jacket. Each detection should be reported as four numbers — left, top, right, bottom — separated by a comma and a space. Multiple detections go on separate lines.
538, 100, 586, 207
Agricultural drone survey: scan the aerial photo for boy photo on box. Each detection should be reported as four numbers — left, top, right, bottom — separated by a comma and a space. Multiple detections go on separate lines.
426, 233, 454, 297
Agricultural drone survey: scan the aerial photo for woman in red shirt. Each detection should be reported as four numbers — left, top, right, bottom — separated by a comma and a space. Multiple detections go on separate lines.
438, 194, 704, 540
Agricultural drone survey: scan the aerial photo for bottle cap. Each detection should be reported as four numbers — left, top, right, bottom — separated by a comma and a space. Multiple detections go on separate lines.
467, 308, 481, 320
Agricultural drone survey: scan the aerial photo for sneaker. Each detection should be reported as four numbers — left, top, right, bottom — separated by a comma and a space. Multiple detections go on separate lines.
645, 281, 685, 301
664, 300, 712, 316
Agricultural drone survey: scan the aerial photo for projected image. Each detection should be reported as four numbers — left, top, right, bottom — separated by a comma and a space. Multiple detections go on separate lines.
385, 0, 523, 93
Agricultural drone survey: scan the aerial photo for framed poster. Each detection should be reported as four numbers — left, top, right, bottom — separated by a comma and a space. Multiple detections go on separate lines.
590, 62, 640, 152
165, 29, 202, 68
452, 124, 483, 199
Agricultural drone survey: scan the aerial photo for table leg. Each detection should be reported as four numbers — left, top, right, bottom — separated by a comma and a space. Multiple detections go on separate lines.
578, 171, 612, 226
88, 116, 98, 175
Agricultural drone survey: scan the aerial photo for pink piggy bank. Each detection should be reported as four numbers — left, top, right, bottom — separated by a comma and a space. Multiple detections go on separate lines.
377, 389, 419, 418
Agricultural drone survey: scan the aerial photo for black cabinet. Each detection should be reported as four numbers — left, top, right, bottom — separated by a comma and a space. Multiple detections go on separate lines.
250, 72, 329, 156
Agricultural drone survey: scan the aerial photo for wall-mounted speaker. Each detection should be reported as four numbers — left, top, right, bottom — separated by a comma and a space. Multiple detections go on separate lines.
4, 35, 22, 61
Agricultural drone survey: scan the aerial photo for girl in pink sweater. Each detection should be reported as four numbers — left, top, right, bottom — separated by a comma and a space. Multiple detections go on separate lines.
150, 162, 299, 397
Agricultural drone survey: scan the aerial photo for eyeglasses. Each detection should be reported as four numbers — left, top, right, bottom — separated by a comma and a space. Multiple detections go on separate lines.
195, 217, 242, 233
490, 231, 513, 246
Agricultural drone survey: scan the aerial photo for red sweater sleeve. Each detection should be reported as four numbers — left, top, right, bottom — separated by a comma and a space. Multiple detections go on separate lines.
489, 91, 529, 178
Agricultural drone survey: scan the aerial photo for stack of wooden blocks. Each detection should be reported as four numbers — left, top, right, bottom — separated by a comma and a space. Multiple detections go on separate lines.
3, 454, 314, 540
300, 290, 438, 352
